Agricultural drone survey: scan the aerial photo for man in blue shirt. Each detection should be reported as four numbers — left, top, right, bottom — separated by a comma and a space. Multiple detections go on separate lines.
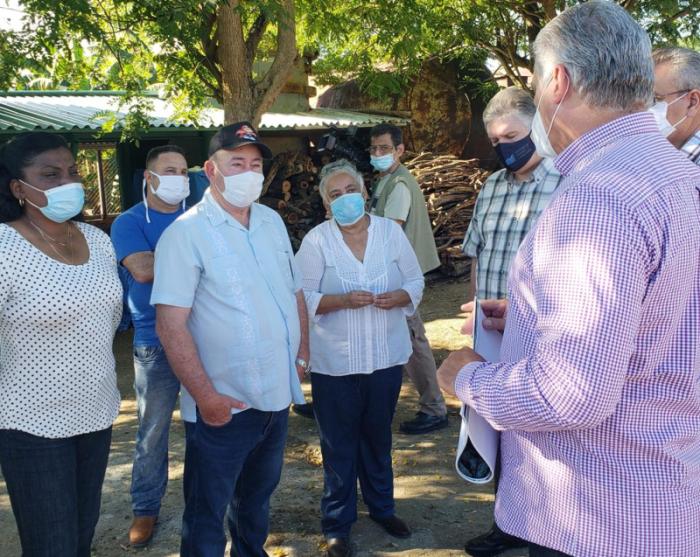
151, 122, 310, 557
110, 145, 190, 548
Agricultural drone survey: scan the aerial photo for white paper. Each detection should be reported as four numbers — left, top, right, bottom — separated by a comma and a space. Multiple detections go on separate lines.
454, 299, 502, 484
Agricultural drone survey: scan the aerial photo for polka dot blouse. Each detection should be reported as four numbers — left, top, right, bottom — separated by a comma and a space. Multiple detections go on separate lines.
0, 222, 122, 438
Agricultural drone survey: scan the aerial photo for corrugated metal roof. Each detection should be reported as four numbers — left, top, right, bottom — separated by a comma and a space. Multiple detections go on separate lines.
0, 92, 407, 133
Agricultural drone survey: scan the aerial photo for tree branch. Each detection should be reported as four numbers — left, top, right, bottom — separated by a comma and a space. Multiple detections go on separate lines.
246, 13, 268, 63
252, 0, 297, 122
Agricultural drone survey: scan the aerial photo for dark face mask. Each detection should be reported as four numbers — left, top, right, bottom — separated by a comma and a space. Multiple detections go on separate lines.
494, 134, 537, 172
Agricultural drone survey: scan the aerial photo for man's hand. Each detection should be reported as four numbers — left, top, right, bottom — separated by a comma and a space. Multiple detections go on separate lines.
437, 347, 485, 397
296, 348, 310, 382
374, 289, 410, 310
460, 299, 509, 335
479, 299, 508, 332
344, 290, 375, 309
460, 301, 476, 335
197, 392, 247, 427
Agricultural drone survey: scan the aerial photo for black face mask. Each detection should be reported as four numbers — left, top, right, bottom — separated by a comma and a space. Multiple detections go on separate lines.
494, 134, 537, 172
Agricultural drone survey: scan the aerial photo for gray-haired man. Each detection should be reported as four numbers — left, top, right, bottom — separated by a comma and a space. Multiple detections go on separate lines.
439, 2, 700, 556
652, 47, 700, 164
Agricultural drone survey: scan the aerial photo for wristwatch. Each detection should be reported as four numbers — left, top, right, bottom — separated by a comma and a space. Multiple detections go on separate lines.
295, 357, 311, 375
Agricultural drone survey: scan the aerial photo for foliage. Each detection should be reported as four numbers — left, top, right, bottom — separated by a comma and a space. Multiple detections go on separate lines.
0, 0, 296, 137
299, 0, 700, 97
0, 0, 698, 138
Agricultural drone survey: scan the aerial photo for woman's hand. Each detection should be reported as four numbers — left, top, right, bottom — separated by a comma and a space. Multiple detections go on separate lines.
374, 289, 411, 310
343, 290, 375, 309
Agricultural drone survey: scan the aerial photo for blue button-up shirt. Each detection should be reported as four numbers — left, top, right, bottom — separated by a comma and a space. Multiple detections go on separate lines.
151, 191, 305, 421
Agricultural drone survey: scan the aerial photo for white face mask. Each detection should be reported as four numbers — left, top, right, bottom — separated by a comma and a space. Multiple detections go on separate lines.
149, 172, 190, 205
217, 170, 264, 208
648, 93, 689, 138
531, 72, 569, 159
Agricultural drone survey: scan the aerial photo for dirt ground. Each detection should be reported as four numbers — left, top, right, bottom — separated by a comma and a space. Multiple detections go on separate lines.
0, 277, 528, 557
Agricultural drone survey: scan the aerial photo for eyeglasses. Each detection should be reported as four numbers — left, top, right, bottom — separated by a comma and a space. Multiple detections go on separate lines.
368, 144, 395, 155
653, 89, 690, 103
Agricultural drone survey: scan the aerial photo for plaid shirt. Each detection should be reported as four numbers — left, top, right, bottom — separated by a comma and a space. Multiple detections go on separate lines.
463, 158, 560, 299
681, 128, 700, 165
455, 112, 700, 556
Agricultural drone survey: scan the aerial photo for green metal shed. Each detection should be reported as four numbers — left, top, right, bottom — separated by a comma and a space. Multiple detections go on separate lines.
0, 90, 407, 226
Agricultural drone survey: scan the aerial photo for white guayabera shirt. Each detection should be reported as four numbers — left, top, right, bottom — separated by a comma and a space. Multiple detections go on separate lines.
296, 215, 424, 376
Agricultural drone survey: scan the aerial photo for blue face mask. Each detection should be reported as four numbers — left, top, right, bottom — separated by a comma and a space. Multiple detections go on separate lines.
370, 153, 395, 172
21, 180, 85, 223
330, 192, 366, 226
494, 134, 537, 172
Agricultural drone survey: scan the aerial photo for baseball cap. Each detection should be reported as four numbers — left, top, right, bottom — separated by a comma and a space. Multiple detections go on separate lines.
208, 121, 272, 158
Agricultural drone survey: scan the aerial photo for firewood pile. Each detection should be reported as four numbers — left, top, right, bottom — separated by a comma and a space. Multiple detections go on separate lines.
260, 152, 327, 251
260, 151, 489, 276
405, 153, 490, 276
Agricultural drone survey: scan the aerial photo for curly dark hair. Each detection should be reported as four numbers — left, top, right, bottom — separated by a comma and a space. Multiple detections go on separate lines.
0, 132, 72, 223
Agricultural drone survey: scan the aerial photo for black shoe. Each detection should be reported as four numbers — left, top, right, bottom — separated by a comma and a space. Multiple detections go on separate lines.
326, 537, 352, 557
464, 524, 528, 557
399, 411, 448, 434
292, 402, 315, 419
370, 514, 412, 539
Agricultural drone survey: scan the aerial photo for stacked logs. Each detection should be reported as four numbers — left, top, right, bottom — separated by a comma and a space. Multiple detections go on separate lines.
260, 150, 489, 276
405, 153, 490, 277
260, 152, 327, 251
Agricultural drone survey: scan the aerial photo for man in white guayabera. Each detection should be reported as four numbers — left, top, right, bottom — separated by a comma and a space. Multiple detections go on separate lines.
151, 122, 310, 557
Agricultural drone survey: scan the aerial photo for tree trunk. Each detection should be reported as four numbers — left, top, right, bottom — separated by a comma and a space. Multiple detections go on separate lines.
217, 0, 256, 123
216, 0, 297, 126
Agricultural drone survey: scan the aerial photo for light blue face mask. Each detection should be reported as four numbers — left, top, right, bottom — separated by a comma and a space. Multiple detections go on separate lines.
370, 153, 395, 172
330, 192, 366, 226
21, 180, 85, 223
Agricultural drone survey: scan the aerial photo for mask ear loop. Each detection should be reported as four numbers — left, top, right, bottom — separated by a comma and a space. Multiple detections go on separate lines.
182, 173, 189, 213
544, 69, 571, 138
142, 177, 151, 224
668, 91, 690, 130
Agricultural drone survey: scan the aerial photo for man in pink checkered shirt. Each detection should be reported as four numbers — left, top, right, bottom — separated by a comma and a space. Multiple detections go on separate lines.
439, 2, 700, 557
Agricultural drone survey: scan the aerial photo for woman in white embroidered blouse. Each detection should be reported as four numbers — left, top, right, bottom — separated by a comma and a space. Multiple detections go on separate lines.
0, 132, 122, 556
295, 160, 424, 556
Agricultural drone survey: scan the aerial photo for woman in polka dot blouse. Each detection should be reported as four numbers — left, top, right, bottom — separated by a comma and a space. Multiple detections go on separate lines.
0, 132, 123, 556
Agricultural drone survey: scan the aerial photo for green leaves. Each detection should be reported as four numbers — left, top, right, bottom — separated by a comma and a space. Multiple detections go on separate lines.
0, 0, 697, 138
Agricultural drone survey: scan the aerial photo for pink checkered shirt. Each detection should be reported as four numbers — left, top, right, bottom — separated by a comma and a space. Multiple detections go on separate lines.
456, 112, 700, 556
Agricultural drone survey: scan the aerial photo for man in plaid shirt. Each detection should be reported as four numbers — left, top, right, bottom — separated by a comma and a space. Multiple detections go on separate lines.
463, 88, 561, 303
439, 2, 700, 556
652, 47, 700, 165
461, 88, 561, 557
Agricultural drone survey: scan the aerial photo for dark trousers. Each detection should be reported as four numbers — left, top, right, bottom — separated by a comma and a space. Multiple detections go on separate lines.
0, 427, 112, 557
530, 543, 573, 556
180, 408, 289, 557
311, 365, 403, 538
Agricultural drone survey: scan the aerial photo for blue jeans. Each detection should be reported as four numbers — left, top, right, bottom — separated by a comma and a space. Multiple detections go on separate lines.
181, 408, 289, 557
0, 427, 112, 557
131, 345, 180, 516
311, 366, 403, 538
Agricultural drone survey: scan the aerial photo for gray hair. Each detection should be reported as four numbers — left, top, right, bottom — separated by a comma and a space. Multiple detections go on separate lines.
318, 159, 365, 202
653, 47, 700, 92
482, 87, 536, 128
533, 1, 653, 111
